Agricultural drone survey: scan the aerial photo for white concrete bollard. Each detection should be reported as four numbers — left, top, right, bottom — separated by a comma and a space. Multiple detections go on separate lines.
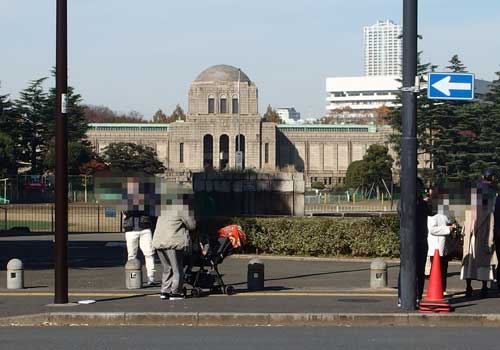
370, 259, 387, 289
7, 259, 24, 289
125, 258, 142, 289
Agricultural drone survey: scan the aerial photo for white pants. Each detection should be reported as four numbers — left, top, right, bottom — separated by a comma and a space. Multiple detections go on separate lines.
125, 229, 155, 279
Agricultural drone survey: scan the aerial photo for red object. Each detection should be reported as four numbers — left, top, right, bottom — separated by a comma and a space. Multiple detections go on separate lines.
218, 224, 247, 249
419, 249, 452, 313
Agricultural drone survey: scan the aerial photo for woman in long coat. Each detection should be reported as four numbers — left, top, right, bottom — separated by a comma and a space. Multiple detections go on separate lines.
461, 185, 498, 297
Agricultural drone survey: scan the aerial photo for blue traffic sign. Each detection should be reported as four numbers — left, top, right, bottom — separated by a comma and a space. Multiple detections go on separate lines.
427, 72, 475, 101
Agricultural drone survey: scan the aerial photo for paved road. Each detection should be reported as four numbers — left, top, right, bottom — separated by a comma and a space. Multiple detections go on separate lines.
0, 232, 469, 292
0, 327, 499, 350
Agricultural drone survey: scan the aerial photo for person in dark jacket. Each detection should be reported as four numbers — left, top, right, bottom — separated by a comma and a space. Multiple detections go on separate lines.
123, 178, 158, 286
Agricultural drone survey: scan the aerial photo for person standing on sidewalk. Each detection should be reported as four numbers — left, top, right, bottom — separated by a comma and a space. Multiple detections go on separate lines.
153, 192, 196, 300
461, 169, 498, 298
123, 208, 157, 286
427, 191, 456, 295
122, 176, 158, 286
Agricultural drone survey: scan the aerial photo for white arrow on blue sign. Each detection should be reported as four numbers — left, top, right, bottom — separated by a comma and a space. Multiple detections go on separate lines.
427, 72, 475, 101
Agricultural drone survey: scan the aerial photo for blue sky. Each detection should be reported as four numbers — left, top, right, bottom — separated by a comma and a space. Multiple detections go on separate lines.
1, 0, 499, 119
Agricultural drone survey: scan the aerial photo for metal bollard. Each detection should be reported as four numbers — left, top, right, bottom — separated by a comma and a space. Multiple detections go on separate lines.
370, 258, 387, 289
7, 259, 24, 289
125, 258, 142, 289
247, 258, 264, 291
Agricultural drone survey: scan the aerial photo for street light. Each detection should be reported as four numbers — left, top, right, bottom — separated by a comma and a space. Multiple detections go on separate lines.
399, 0, 418, 311
54, 0, 69, 304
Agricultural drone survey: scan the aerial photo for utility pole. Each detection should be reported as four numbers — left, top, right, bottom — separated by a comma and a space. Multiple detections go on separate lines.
400, 0, 418, 310
54, 0, 69, 304
236, 68, 242, 170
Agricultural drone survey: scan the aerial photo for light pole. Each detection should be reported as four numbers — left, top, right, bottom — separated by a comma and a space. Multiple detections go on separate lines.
236, 68, 242, 170
54, 0, 69, 304
400, 0, 418, 310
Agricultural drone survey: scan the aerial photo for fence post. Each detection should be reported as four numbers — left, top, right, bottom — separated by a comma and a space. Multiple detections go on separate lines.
97, 204, 100, 233
51, 206, 55, 233
2, 207, 7, 230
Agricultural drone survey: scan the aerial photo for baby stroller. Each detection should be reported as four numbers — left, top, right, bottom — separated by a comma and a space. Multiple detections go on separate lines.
184, 224, 246, 297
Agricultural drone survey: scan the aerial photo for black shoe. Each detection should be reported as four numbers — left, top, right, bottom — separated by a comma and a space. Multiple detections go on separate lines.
481, 287, 488, 298
465, 287, 473, 298
160, 293, 170, 300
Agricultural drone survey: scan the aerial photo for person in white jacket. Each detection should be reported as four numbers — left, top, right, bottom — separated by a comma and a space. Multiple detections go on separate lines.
427, 196, 456, 294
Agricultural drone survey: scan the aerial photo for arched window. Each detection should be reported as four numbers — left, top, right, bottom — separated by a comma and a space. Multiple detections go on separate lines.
219, 134, 229, 170
220, 95, 227, 114
235, 134, 245, 170
208, 95, 215, 114
203, 134, 213, 169
232, 95, 239, 114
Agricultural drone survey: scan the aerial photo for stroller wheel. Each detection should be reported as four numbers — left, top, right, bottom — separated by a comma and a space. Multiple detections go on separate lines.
191, 287, 203, 298
224, 285, 235, 295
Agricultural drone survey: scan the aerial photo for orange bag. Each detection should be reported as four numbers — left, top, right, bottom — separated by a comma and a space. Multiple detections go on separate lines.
218, 224, 247, 249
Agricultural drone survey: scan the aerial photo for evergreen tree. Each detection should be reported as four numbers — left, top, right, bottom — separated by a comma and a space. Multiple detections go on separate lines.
446, 54, 467, 72
385, 52, 438, 178
14, 78, 51, 173
45, 74, 89, 143
102, 142, 165, 175
363, 144, 394, 187
0, 132, 16, 177
485, 68, 500, 105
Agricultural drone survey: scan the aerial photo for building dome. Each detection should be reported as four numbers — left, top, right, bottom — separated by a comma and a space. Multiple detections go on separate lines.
195, 65, 250, 83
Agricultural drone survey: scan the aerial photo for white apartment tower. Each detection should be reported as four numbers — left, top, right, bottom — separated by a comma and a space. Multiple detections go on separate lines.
364, 20, 402, 76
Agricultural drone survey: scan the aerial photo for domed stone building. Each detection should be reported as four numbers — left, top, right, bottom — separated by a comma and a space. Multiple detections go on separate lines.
87, 64, 392, 186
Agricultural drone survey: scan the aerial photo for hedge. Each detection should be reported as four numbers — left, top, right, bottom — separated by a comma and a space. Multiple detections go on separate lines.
231, 216, 401, 258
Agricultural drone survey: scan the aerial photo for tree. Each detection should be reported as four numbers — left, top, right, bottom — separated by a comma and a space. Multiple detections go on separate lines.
0, 132, 16, 177
345, 160, 368, 189
83, 105, 148, 123
45, 84, 89, 143
362, 144, 394, 187
152, 109, 168, 123
262, 105, 282, 123
485, 68, 500, 105
44, 140, 96, 175
14, 78, 51, 173
446, 54, 467, 73
165, 104, 186, 123
102, 142, 165, 175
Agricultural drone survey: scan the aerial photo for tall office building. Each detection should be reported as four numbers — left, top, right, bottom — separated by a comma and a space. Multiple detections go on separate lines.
364, 20, 402, 76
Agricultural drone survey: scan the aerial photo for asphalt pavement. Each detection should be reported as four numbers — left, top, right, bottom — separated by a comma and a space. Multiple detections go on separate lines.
1, 327, 499, 350
2, 232, 500, 326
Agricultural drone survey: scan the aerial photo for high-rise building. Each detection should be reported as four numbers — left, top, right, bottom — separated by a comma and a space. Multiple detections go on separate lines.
276, 107, 301, 124
364, 20, 402, 76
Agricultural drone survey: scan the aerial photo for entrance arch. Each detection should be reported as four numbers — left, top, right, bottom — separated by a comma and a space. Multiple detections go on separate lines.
203, 134, 213, 169
219, 134, 229, 170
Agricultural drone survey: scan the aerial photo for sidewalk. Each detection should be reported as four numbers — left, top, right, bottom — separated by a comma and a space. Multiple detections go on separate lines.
1, 232, 500, 326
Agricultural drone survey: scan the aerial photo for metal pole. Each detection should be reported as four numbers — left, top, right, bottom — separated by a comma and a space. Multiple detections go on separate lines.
54, 0, 68, 304
400, 0, 418, 310
237, 68, 241, 169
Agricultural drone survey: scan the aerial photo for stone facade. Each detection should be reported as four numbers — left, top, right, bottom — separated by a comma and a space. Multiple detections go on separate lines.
86, 64, 393, 186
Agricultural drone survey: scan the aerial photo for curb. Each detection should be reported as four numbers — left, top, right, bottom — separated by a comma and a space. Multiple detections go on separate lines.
2, 312, 500, 327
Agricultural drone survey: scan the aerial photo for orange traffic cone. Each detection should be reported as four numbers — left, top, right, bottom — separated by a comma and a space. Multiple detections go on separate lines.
419, 249, 452, 313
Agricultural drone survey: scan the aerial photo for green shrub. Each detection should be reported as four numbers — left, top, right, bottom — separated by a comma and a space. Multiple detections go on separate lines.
231, 216, 401, 258
311, 181, 325, 190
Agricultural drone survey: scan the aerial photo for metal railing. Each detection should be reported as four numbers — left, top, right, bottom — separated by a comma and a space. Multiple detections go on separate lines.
0, 204, 122, 233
